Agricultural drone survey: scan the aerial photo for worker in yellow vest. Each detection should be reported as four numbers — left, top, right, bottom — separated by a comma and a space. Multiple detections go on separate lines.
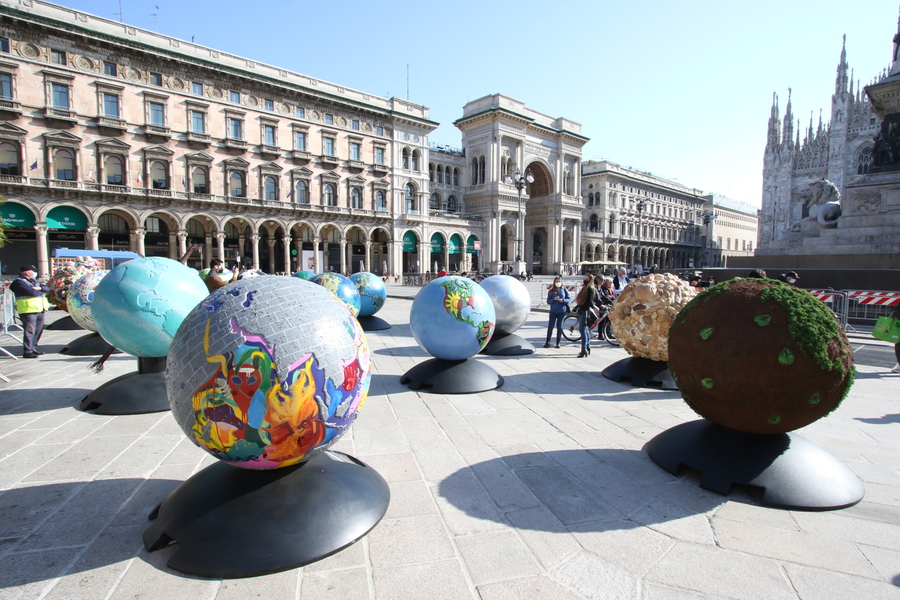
10, 265, 50, 358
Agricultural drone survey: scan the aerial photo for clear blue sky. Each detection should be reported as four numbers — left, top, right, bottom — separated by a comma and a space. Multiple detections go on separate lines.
49, 0, 900, 208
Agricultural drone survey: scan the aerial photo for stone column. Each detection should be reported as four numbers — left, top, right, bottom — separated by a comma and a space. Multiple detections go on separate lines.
35, 223, 49, 278
251, 234, 261, 270
266, 237, 276, 273
387, 240, 395, 276
168, 232, 178, 259
176, 229, 188, 259
282, 234, 292, 274
237, 234, 245, 266
293, 238, 302, 272
205, 234, 214, 265
364, 240, 372, 274
215, 231, 226, 262
86, 225, 100, 251
132, 227, 146, 256
418, 242, 429, 275
443, 245, 449, 272
313, 236, 321, 273
339, 238, 347, 275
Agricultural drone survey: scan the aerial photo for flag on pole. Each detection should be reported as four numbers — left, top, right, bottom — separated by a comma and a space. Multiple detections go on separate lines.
136, 172, 142, 185
29, 160, 37, 171
182, 179, 187, 190
286, 189, 293, 199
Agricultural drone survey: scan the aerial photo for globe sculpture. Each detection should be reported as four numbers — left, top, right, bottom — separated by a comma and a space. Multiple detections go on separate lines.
293, 270, 314, 281
146, 276, 387, 577
478, 275, 530, 335
410, 276, 496, 361
47, 256, 103, 311
167, 276, 371, 469
92, 257, 210, 357
349, 272, 387, 317
310, 273, 361, 317
645, 277, 863, 511
66, 270, 109, 332
668, 278, 855, 434
610, 273, 697, 362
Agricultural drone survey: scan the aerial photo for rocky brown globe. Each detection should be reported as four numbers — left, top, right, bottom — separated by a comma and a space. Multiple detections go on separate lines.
668, 278, 855, 434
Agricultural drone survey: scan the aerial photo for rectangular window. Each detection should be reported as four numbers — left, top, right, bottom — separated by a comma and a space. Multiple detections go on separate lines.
50, 49, 66, 66
0, 38, 9, 53
151, 72, 163, 86
0, 73, 11, 99
103, 93, 119, 117
230, 90, 240, 103
229, 117, 242, 139
51, 83, 69, 109
351, 120, 359, 130
149, 102, 164, 126
376, 126, 383, 136
192, 82, 203, 95
296, 106, 305, 118
264, 99, 274, 111
350, 142, 361, 161
324, 113, 333, 125
375, 147, 384, 165
324, 138, 335, 156
294, 131, 306, 151
103, 62, 117, 77
190, 110, 205, 133
264, 125, 276, 146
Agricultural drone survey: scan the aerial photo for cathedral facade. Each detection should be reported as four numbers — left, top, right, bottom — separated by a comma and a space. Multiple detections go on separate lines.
760, 37, 882, 248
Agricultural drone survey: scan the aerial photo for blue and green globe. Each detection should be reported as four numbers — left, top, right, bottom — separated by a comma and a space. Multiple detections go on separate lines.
410, 276, 495, 360
311, 273, 361, 317
92, 257, 210, 357
349, 272, 387, 317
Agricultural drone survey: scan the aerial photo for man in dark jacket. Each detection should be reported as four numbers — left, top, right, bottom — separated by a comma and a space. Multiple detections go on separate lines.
9, 265, 50, 358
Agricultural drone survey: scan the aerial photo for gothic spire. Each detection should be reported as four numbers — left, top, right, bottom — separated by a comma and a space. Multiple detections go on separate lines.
892, 6, 900, 75
835, 34, 849, 96
783, 88, 794, 146
767, 92, 781, 147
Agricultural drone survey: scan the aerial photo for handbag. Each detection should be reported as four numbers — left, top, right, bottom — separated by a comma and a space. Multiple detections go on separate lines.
873, 316, 900, 343
585, 307, 599, 327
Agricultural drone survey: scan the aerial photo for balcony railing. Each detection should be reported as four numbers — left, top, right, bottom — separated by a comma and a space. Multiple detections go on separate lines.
97, 116, 127, 130
45, 106, 76, 121
0, 97, 21, 112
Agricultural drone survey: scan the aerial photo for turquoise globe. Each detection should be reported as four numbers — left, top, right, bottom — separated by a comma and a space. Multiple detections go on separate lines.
310, 273, 361, 317
92, 257, 210, 357
66, 270, 109, 332
349, 272, 387, 317
410, 276, 496, 360
292, 270, 314, 280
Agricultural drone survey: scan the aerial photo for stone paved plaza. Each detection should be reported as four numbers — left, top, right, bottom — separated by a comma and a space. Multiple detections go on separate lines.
2, 279, 900, 599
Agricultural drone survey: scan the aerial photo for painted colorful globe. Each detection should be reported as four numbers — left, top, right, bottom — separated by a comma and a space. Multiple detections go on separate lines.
166, 276, 372, 469
478, 275, 530, 335
310, 273, 361, 317
92, 257, 210, 357
66, 270, 109, 332
349, 272, 387, 317
668, 278, 855, 434
47, 256, 104, 311
292, 270, 314, 280
410, 276, 496, 360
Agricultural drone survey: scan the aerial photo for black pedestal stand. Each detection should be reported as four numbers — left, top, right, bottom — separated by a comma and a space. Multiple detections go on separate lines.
480, 332, 534, 356
645, 420, 864, 510
401, 358, 504, 393
143, 450, 390, 578
60, 332, 118, 356
79, 356, 170, 415
602, 356, 677, 389
357, 315, 391, 331
47, 315, 82, 330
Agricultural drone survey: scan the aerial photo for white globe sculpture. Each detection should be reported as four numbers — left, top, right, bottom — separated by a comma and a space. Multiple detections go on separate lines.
479, 275, 531, 335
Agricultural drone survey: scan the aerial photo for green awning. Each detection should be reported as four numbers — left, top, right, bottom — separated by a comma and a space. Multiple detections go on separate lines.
448, 234, 462, 255
430, 232, 444, 253
46, 206, 88, 230
402, 230, 417, 252
466, 235, 479, 254
0, 202, 35, 228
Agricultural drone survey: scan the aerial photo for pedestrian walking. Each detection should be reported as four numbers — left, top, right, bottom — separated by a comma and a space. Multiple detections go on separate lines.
10, 265, 50, 358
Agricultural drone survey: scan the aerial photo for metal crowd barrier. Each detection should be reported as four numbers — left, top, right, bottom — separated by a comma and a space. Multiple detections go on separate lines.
1, 286, 22, 381
806, 288, 900, 333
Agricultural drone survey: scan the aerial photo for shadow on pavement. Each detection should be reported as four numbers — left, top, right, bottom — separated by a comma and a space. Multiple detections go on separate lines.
0, 388, 94, 415
438, 448, 732, 533
855, 413, 900, 425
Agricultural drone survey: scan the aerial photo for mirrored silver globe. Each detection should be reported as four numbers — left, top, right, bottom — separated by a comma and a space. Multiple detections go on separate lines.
479, 275, 531, 335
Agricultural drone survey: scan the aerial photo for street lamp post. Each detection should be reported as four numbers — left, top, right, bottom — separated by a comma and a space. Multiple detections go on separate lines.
630, 197, 649, 275
506, 168, 533, 275
701, 212, 718, 268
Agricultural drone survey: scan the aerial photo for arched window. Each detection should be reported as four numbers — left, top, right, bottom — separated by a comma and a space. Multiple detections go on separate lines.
445, 166, 451, 184
411, 150, 419, 171
99, 213, 128, 233
429, 163, 435, 182
436, 164, 443, 183
150, 161, 168, 189
447, 195, 458, 212
104, 155, 123, 185
479, 156, 485, 184
858, 147, 873, 175
295, 180, 308, 203
589, 214, 599, 232
430, 193, 440, 210
351, 187, 362, 209
471, 159, 478, 185
402, 148, 410, 169
609, 215, 616, 234
453, 168, 459, 186
54, 149, 74, 180
324, 183, 336, 206
405, 183, 416, 213
230, 172, 244, 197
0, 142, 19, 176
192, 167, 207, 194
264, 175, 277, 201
588, 192, 594, 206
375, 189, 386, 210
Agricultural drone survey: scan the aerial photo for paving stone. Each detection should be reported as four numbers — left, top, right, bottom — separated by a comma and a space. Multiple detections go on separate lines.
298, 566, 367, 599
456, 530, 540, 584
505, 506, 582, 569
551, 552, 641, 600
0, 547, 79, 599
470, 459, 541, 511
357, 451, 420, 483
302, 537, 367, 573
570, 523, 676, 577
433, 470, 505, 535
857, 543, 900, 585
373, 559, 473, 600
514, 465, 619, 526
367, 514, 455, 567
24, 434, 136, 483
477, 575, 585, 600
783, 563, 900, 600
384, 479, 438, 519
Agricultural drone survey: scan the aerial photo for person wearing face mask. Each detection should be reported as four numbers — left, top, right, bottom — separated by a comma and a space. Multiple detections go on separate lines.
10, 265, 50, 358
574, 275, 598, 358
612, 267, 629, 296
778, 271, 800, 286
544, 276, 570, 348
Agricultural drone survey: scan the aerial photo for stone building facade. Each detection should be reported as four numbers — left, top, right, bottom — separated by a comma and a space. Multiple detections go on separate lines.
700, 194, 760, 268
580, 161, 708, 271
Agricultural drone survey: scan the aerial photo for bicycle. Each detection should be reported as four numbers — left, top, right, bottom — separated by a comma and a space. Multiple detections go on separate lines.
562, 306, 619, 346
